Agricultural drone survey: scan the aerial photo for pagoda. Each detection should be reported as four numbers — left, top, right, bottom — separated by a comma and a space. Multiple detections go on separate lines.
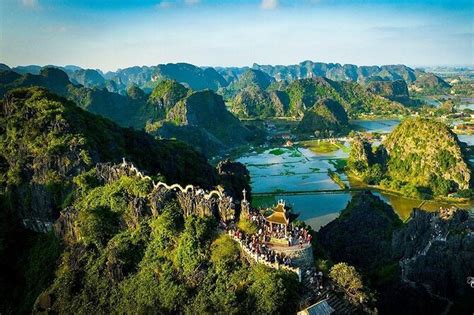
265, 200, 298, 234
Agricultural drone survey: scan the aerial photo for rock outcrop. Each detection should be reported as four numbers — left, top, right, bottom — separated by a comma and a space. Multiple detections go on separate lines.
366, 79, 410, 104
230, 87, 289, 118
413, 73, 451, 91
392, 208, 474, 307
348, 118, 472, 196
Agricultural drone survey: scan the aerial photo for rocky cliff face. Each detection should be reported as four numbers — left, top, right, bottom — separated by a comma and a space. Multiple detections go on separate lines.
392, 208, 474, 311
347, 134, 376, 175
216, 159, 251, 204
249, 61, 421, 83
147, 79, 191, 118
317, 191, 473, 314
104, 63, 228, 92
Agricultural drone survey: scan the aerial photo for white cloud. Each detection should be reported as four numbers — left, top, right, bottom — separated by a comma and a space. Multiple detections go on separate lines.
21, 0, 39, 9
261, 0, 278, 10
156, 1, 174, 9
184, 0, 200, 5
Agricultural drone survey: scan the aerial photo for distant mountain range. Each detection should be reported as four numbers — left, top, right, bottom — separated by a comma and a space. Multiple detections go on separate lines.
0, 61, 450, 95
0, 60, 452, 155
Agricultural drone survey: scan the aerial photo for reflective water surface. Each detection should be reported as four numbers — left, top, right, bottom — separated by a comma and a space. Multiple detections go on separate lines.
237, 119, 474, 230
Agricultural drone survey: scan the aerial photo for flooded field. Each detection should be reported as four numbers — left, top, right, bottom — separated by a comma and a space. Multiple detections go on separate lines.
238, 119, 474, 231
237, 146, 348, 194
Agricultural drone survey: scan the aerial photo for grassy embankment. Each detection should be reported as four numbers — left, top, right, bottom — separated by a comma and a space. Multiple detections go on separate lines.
346, 170, 472, 207
328, 170, 347, 190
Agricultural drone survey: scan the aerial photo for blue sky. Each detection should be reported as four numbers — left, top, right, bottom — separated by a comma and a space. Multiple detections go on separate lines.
0, 0, 472, 71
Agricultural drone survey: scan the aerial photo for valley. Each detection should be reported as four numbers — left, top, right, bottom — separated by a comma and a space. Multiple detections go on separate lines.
1, 61, 473, 315
2, 1, 473, 313
231, 118, 474, 230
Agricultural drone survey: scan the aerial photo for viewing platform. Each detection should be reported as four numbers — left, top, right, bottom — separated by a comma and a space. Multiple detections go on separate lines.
229, 231, 303, 282
228, 194, 314, 282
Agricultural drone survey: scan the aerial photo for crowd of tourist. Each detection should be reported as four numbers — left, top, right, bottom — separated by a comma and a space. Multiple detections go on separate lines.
245, 210, 312, 247
226, 208, 313, 268
229, 228, 294, 267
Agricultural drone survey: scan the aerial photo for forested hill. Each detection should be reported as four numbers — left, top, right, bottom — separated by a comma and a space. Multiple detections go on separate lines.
229, 76, 409, 119
0, 87, 218, 229
224, 61, 425, 84
347, 117, 472, 198
0, 69, 252, 157
0, 68, 152, 128
383, 118, 471, 192
0, 87, 279, 314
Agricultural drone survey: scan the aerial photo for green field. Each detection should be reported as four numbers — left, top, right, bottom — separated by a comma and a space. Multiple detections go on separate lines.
300, 140, 348, 154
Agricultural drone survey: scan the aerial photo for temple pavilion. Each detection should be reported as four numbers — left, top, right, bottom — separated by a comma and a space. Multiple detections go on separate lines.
265, 200, 298, 234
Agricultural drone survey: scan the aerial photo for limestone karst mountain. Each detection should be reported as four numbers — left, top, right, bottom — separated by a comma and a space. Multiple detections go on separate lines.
296, 98, 349, 136
0, 71, 251, 156
348, 118, 472, 197
366, 79, 411, 104
0, 87, 218, 230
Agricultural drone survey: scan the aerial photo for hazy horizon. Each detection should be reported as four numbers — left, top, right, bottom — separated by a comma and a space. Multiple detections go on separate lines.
2, 60, 474, 75
1, 0, 473, 72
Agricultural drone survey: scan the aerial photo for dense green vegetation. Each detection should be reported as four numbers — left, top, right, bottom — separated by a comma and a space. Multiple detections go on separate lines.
317, 191, 473, 314
328, 170, 347, 189
0, 70, 252, 157
0, 87, 301, 314
230, 87, 289, 118
147, 79, 191, 119
31, 172, 299, 314
300, 140, 345, 154
347, 118, 472, 198
0, 194, 62, 314
225, 69, 274, 95
147, 89, 253, 156
228, 75, 410, 120
1, 61, 472, 314
411, 73, 451, 95
329, 263, 368, 304
365, 80, 411, 104
318, 191, 402, 272
296, 98, 349, 136
0, 87, 217, 189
